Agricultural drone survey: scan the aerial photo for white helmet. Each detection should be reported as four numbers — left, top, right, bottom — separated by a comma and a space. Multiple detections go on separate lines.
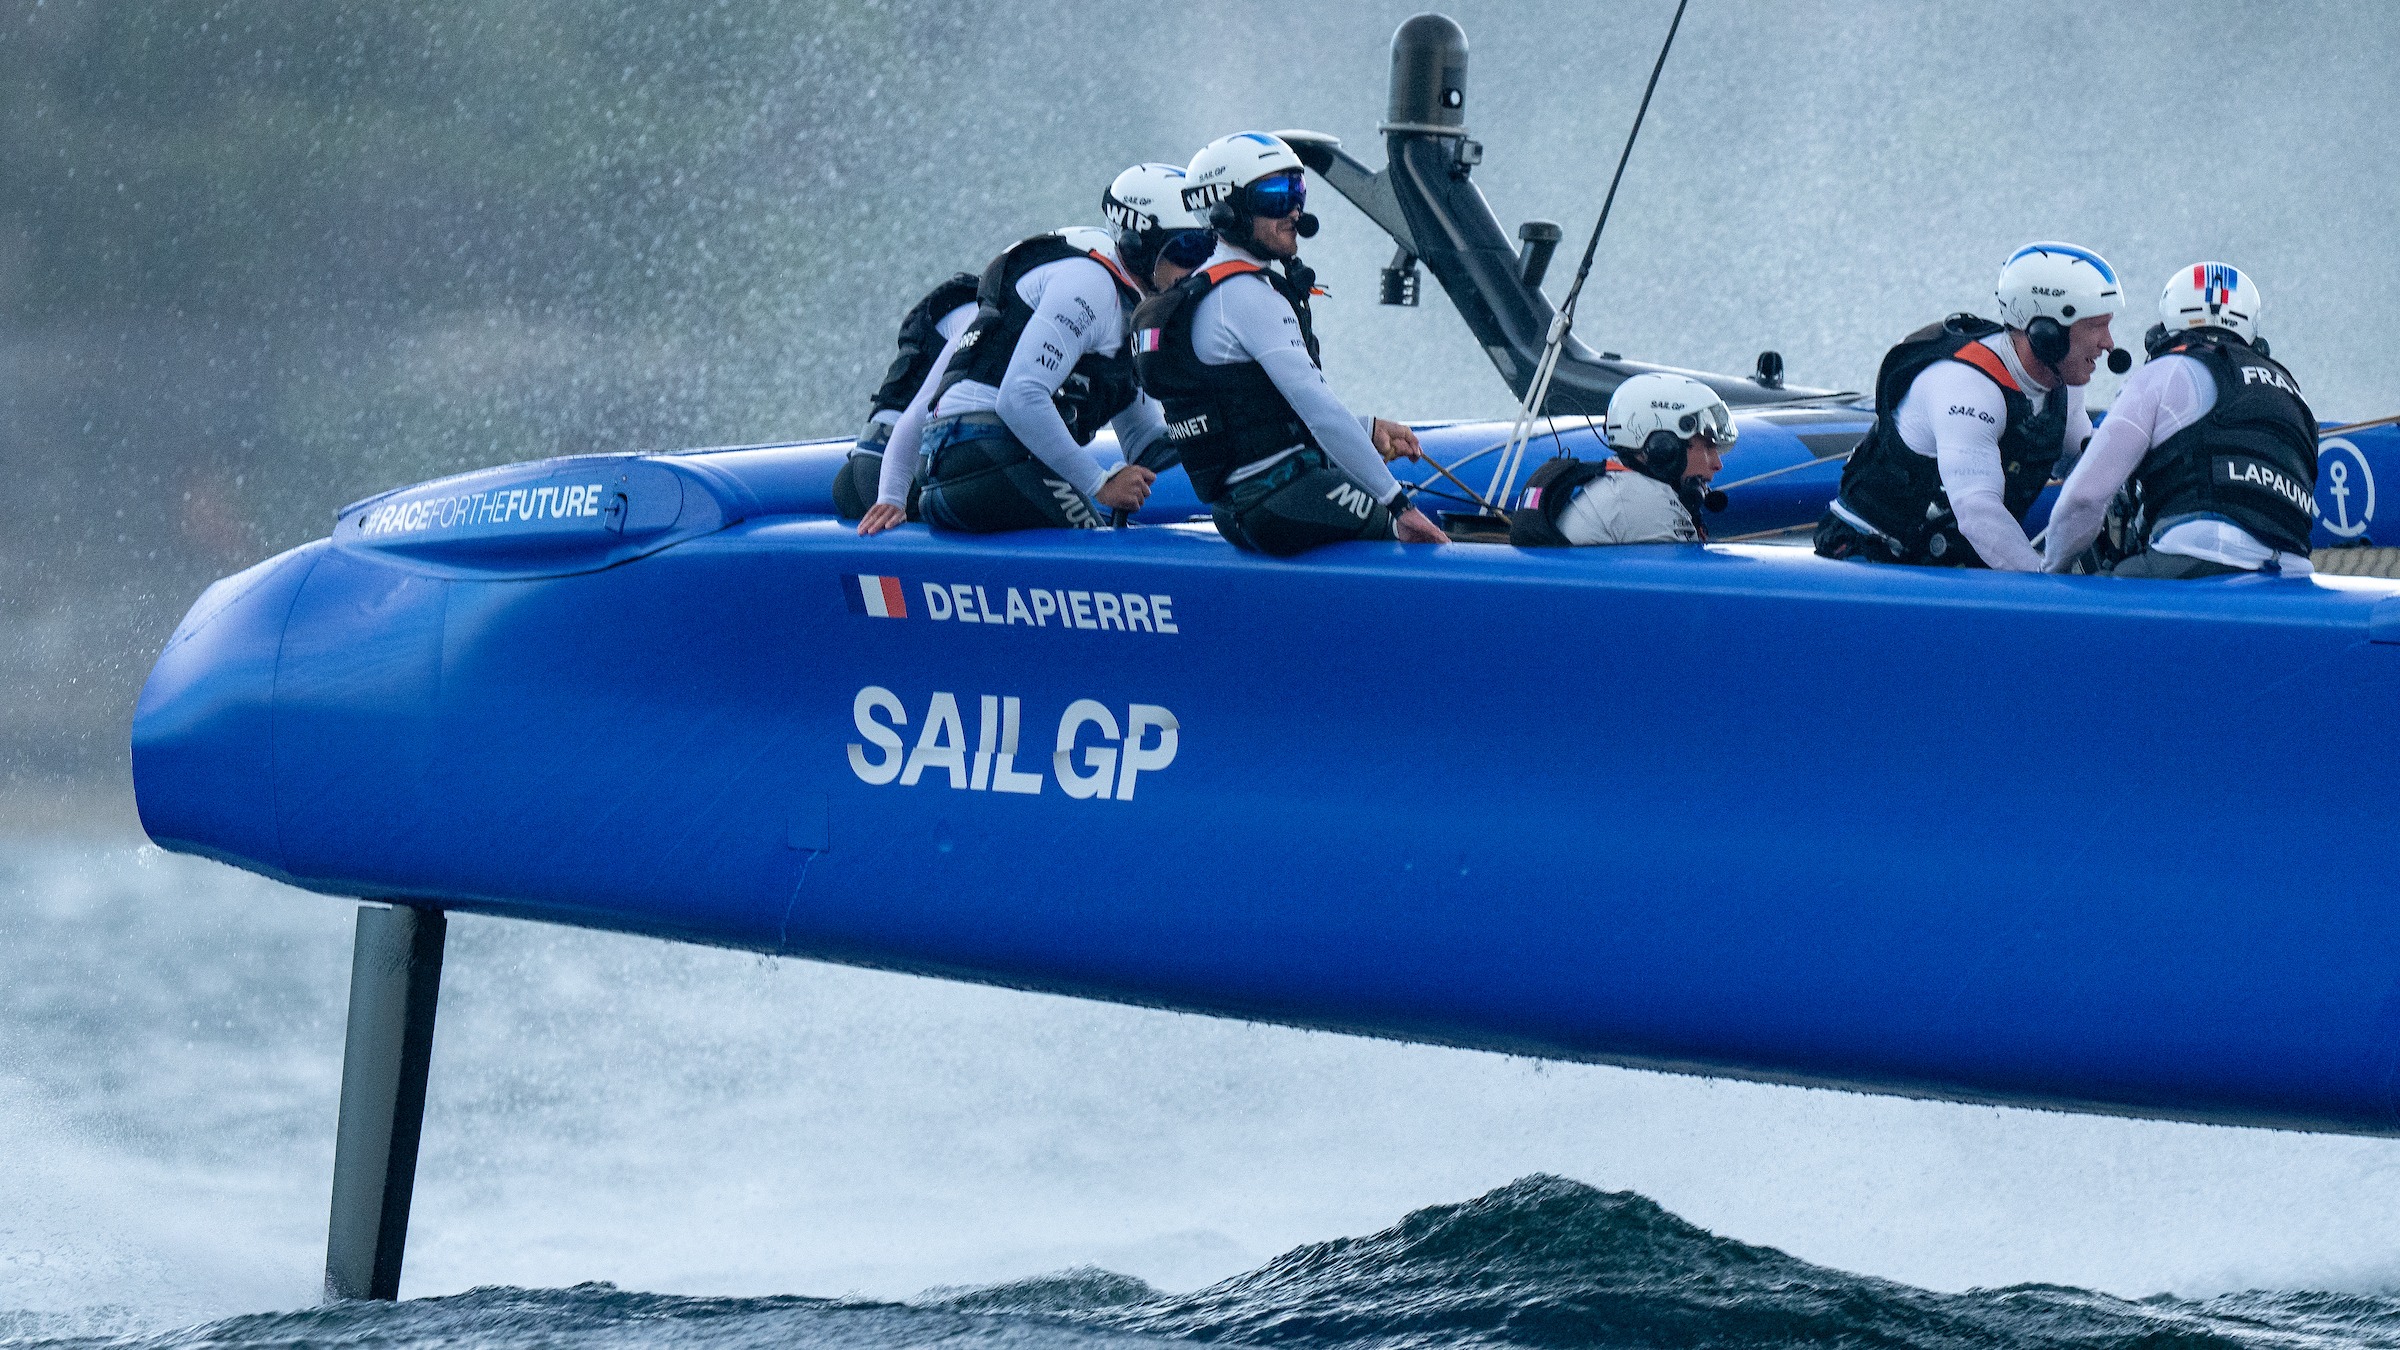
1104, 162, 1199, 235
1994, 242, 2122, 331
1182, 132, 1307, 231
1103, 162, 1208, 281
2158, 262, 2262, 344
1604, 373, 1737, 459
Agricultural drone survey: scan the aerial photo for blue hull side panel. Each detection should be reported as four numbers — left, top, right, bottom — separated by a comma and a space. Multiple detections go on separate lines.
135, 483, 2400, 1134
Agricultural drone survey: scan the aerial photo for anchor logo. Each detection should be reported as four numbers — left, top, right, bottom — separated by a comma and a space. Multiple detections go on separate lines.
2316, 438, 2375, 540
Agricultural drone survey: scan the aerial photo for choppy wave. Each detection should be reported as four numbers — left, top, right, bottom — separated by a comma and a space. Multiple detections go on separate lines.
20, 1176, 2400, 1350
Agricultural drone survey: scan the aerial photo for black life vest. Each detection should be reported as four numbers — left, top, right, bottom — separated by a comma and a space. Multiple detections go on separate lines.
936, 234, 1144, 445
1506, 455, 1705, 546
867, 272, 981, 417
1130, 257, 1324, 503
1832, 315, 2072, 565
1508, 457, 1613, 546
2129, 330, 2318, 556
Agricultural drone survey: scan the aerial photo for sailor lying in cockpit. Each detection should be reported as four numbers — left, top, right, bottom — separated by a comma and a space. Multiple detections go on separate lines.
1506, 374, 1733, 546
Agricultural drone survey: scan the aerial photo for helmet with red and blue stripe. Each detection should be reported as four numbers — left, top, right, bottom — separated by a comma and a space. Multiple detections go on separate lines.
2158, 262, 2263, 344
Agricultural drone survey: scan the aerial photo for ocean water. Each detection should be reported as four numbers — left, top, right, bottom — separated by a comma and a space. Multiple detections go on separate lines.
10, 838, 2400, 1348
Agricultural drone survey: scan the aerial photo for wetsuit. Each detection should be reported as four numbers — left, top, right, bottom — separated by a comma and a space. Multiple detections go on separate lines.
2045, 332, 2317, 577
898, 230, 1168, 533
833, 275, 980, 520
1132, 240, 1405, 556
1816, 319, 2085, 570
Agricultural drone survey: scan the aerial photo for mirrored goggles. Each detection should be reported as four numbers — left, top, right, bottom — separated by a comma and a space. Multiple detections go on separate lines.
1678, 401, 1738, 448
1245, 170, 1306, 218
1158, 229, 1216, 269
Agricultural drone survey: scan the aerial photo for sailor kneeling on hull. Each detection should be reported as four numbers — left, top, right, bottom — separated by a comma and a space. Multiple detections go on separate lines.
1508, 374, 1733, 546
1817, 243, 2121, 570
833, 272, 981, 521
1134, 132, 1448, 556
2043, 263, 2318, 579
860, 163, 1214, 538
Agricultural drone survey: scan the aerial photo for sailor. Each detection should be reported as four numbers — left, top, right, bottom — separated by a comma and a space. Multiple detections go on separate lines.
1132, 132, 1450, 556
1508, 374, 1735, 546
832, 272, 981, 521
857, 162, 1215, 537
2041, 264, 2317, 578
1814, 243, 2121, 570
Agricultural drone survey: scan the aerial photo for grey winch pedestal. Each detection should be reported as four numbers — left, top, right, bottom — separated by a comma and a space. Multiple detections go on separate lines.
324, 903, 447, 1301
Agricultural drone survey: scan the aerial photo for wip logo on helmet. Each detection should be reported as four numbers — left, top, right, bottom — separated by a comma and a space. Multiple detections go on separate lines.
844, 574, 909, 619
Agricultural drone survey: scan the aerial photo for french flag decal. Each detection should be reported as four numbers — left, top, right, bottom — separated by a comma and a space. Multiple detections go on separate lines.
844, 574, 908, 619
1133, 328, 1163, 354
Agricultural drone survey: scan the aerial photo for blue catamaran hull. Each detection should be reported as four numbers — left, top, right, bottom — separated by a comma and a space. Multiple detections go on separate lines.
132, 424, 2400, 1135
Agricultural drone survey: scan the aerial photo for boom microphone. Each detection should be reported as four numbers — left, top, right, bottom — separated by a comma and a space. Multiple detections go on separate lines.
2107, 349, 2133, 375
1295, 212, 1320, 239
1702, 488, 1728, 512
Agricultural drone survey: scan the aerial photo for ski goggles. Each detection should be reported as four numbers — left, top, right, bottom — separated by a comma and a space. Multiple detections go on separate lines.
1159, 229, 1216, 268
1679, 402, 1738, 448
1244, 170, 1307, 219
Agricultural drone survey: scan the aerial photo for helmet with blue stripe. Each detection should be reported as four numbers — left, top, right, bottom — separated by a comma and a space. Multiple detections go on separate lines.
1994, 242, 2122, 330
1182, 132, 1311, 242
1995, 242, 2122, 368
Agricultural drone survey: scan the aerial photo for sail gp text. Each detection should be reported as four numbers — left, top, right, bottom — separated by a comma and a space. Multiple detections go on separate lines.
847, 686, 1177, 800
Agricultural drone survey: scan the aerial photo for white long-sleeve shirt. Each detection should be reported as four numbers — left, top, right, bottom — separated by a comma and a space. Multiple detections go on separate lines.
875, 314, 970, 509
1558, 469, 1698, 544
880, 244, 1167, 507
2042, 352, 2304, 574
1883, 332, 2084, 572
1186, 241, 1402, 504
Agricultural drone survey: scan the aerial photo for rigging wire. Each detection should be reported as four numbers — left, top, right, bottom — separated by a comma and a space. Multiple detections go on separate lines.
1484, 0, 1693, 514
2324, 411, 2400, 437
1710, 447, 1855, 493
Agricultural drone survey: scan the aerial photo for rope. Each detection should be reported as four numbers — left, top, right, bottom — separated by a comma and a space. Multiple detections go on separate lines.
2324, 412, 2400, 437
1484, 0, 1692, 514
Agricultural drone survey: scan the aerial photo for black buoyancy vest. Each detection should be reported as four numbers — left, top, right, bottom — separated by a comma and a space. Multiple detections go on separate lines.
2130, 331, 2318, 555
867, 272, 981, 416
1130, 258, 1325, 503
1834, 315, 2072, 564
1507, 456, 1613, 546
1506, 455, 1705, 546
935, 234, 1145, 445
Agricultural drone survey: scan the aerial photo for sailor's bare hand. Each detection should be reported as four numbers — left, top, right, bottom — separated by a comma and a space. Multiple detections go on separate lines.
1094, 464, 1156, 511
1394, 506, 1450, 544
858, 503, 907, 536
1372, 418, 1424, 461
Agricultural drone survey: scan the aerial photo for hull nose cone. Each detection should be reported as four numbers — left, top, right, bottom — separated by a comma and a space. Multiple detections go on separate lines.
131, 542, 323, 873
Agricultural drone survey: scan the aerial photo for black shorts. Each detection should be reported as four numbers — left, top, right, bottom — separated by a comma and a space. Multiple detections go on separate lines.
1211, 449, 1395, 557
831, 448, 881, 521
920, 415, 1102, 533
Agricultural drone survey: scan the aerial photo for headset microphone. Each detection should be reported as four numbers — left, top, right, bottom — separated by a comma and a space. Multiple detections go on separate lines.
1295, 212, 1320, 239
2107, 348, 2133, 375
1701, 488, 1728, 513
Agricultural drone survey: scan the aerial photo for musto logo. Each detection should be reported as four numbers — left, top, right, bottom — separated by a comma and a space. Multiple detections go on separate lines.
847, 686, 1177, 800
